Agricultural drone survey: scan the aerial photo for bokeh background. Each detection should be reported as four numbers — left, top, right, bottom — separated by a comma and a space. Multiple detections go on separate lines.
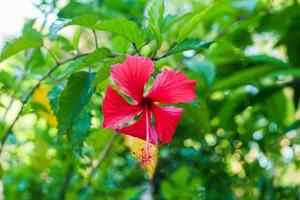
0, 0, 300, 199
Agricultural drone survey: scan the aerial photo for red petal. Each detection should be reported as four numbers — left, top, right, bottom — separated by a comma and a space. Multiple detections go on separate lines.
118, 110, 158, 144
111, 56, 154, 103
146, 69, 196, 104
152, 104, 183, 144
102, 85, 142, 129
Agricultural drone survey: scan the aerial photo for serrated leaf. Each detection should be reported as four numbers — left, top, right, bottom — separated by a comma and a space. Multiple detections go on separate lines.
169, 39, 213, 55
92, 19, 146, 48
67, 107, 91, 153
48, 85, 64, 114
57, 72, 95, 138
32, 85, 57, 128
77, 47, 112, 70
0, 29, 43, 62
50, 14, 99, 40
124, 136, 158, 179
65, 14, 99, 28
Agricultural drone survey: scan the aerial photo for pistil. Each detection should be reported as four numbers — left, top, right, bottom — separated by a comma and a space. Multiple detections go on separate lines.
140, 106, 152, 169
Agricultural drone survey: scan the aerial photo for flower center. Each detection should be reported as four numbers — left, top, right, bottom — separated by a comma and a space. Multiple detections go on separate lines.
140, 98, 152, 109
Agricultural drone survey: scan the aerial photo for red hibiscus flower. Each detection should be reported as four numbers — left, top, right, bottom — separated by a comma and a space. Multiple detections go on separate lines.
102, 56, 196, 167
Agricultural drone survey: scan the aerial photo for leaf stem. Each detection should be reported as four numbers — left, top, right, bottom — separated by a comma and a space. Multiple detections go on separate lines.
43, 46, 60, 65
133, 43, 141, 56
92, 30, 99, 49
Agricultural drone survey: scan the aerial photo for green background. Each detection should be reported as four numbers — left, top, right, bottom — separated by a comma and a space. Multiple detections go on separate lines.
0, 0, 300, 199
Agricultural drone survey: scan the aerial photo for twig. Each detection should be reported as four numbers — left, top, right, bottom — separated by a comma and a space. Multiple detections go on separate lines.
138, 40, 152, 52
58, 163, 74, 200
43, 46, 60, 65
81, 132, 118, 189
2, 94, 15, 122
152, 52, 171, 61
92, 30, 99, 49
133, 43, 141, 56
0, 53, 89, 156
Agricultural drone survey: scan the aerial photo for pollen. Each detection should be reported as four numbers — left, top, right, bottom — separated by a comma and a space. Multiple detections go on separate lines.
133, 144, 157, 170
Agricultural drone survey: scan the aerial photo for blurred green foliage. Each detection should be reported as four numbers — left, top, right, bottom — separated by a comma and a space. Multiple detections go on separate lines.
0, 0, 300, 199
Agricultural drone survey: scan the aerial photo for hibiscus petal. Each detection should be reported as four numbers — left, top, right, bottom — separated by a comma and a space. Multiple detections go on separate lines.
146, 69, 196, 104
111, 56, 154, 103
102, 85, 142, 129
152, 104, 183, 144
117, 110, 158, 144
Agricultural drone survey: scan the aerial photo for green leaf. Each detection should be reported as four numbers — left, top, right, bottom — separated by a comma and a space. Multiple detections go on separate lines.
168, 39, 213, 55
57, 72, 95, 138
92, 18, 146, 47
49, 14, 99, 40
65, 14, 99, 29
267, 69, 300, 79
72, 27, 82, 49
248, 55, 290, 68
162, 13, 193, 32
212, 65, 280, 91
0, 71, 15, 92
48, 85, 64, 114
149, 23, 163, 49
0, 29, 43, 62
185, 60, 216, 85
93, 56, 125, 87
180, 101, 211, 133
25, 48, 45, 70
67, 107, 91, 153
76, 47, 112, 70
148, 0, 164, 48
93, 65, 110, 87
262, 91, 294, 127
284, 120, 300, 133
112, 36, 130, 53
171, 167, 190, 186
177, 3, 218, 43
58, 1, 95, 18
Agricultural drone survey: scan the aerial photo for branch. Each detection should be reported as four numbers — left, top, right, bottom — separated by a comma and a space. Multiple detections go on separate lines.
0, 53, 89, 156
81, 132, 118, 189
58, 163, 74, 200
